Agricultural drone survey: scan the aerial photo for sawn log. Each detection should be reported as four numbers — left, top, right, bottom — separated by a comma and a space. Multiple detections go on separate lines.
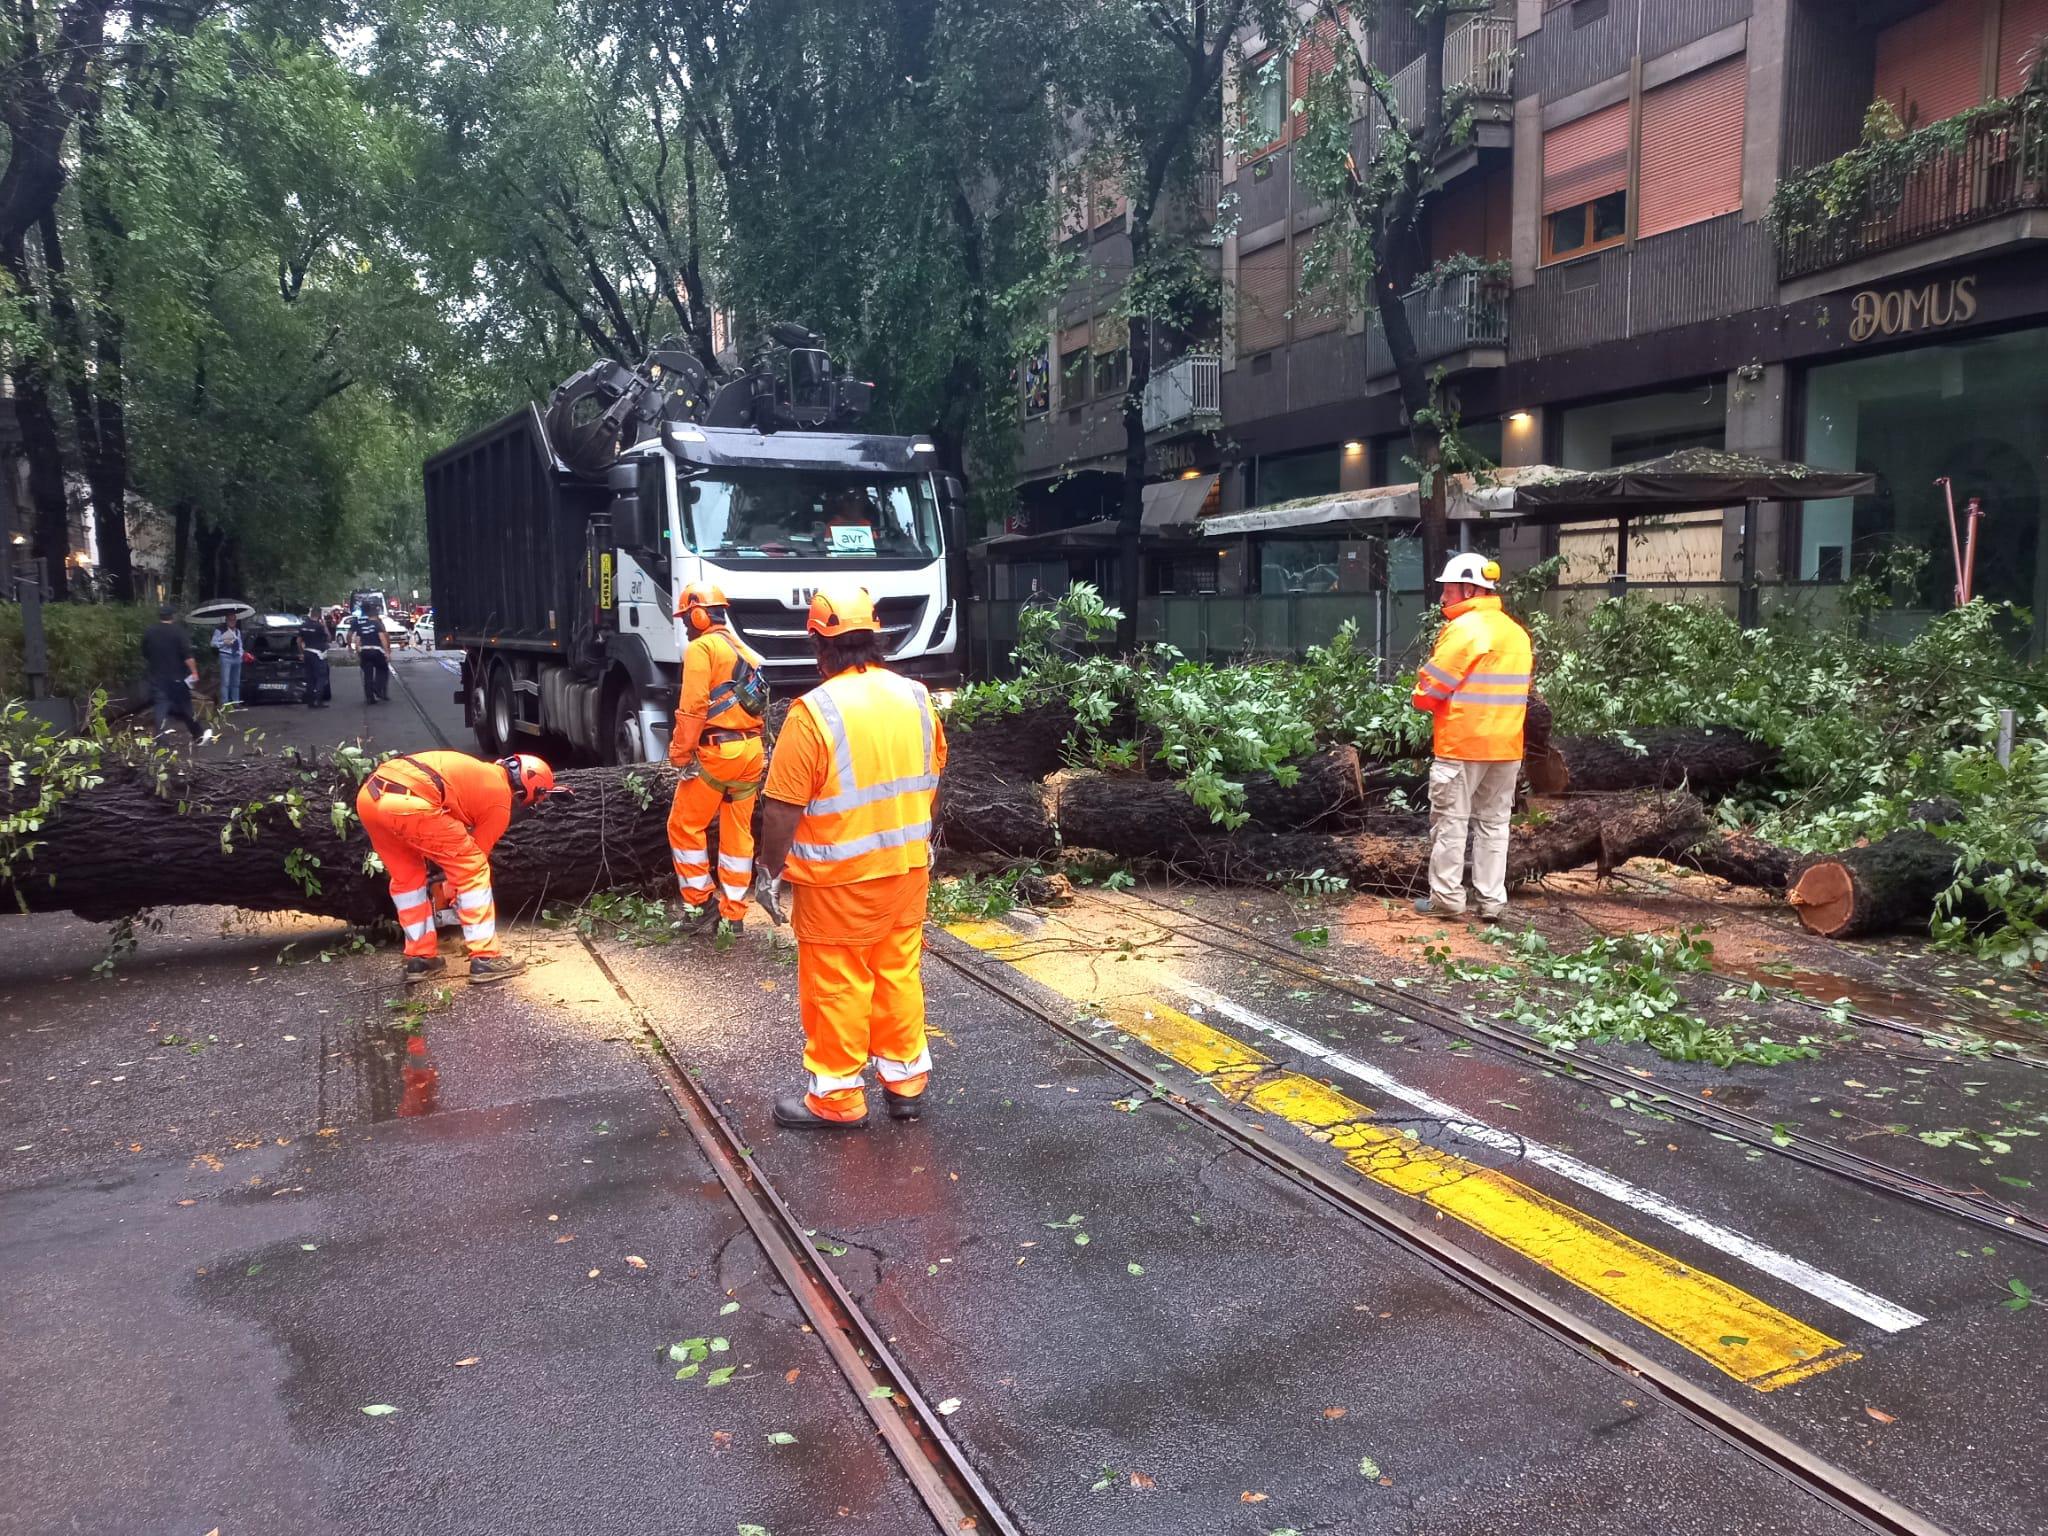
1786, 829, 1964, 939
1551, 727, 1779, 797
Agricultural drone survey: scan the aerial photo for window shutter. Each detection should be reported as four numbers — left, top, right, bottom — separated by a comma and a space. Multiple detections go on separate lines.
1294, 240, 1346, 338
1875, 0, 1987, 126
1541, 101, 1629, 215
1237, 241, 1291, 355
1999, 0, 2048, 95
1637, 56, 1748, 238
1429, 178, 1489, 261
1290, 12, 1343, 139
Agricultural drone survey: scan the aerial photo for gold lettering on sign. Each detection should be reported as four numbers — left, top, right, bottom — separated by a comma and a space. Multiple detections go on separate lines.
1847, 275, 1978, 343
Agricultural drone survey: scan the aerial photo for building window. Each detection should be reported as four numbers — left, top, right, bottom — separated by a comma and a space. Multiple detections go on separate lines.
1150, 553, 1222, 595
1258, 538, 1341, 593
1237, 239, 1292, 356
1638, 56, 1747, 239
1058, 322, 1090, 407
1242, 52, 1286, 156
1019, 343, 1050, 417
1801, 326, 2046, 638
1289, 12, 1343, 140
1253, 446, 1342, 507
1560, 381, 1725, 467
1541, 100, 1630, 263
1092, 315, 1129, 398
1293, 238, 1347, 339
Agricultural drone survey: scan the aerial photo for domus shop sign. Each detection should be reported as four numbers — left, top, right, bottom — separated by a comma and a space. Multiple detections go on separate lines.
1847, 275, 1978, 343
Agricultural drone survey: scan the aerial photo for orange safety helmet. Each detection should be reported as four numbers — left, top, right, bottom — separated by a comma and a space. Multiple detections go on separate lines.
501, 753, 559, 806
805, 586, 880, 636
675, 581, 730, 635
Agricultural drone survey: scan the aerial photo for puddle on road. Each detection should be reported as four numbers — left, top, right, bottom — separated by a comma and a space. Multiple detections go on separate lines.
1712, 958, 2048, 1047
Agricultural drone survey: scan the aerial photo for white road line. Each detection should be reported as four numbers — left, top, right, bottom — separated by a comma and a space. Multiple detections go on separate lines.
1176, 980, 1926, 1335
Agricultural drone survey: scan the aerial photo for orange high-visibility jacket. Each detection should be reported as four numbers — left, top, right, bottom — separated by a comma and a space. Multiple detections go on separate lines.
782, 665, 945, 887
365, 751, 513, 850
1411, 594, 1533, 762
669, 627, 767, 766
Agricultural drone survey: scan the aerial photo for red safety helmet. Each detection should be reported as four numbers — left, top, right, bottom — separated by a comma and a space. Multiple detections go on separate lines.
805, 586, 880, 636
501, 753, 560, 806
675, 581, 730, 635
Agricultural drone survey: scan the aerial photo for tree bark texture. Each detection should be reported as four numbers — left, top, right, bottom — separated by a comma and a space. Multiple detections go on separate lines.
1679, 831, 1800, 895
0, 754, 676, 925
1553, 727, 1779, 797
1787, 829, 1964, 939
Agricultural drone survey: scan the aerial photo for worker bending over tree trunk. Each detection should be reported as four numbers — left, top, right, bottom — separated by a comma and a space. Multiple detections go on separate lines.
1411, 554, 1533, 922
665, 582, 769, 941
753, 587, 947, 1129
355, 751, 563, 985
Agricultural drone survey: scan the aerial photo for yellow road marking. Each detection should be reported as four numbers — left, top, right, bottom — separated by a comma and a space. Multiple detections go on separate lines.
948, 919, 1857, 1390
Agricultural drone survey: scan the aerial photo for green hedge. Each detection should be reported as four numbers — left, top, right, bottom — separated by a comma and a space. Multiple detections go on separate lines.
0, 603, 155, 703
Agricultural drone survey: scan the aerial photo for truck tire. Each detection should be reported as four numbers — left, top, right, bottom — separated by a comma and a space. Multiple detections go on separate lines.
483, 661, 516, 757
606, 688, 642, 765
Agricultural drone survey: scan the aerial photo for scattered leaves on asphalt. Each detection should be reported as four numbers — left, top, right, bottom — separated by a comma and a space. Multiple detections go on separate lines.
1073, 1233, 1090, 1246
1241, 1491, 1269, 1504
766, 1432, 796, 1446
784, 1369, 800, 1383
1865, 1406, 1897, 1424
720, 1300, 740, 1315
1323, 1406, 1346, 1419
705, 1366, 737, 1388
1359, 1456, 1380, 1478
2002, 1278, 2038, 1310
737, 1524, 772, 1536
625, 1255, 648, 1270
360, 1404, 397, 1417
1127, 1262, 1144, 1276
937, 1397, 961, 1415
868, 1385, 896, 1400
1718, 1335, 1750, 1347
1129, 1472, 1155, 1489
453, 1357, 480, 1368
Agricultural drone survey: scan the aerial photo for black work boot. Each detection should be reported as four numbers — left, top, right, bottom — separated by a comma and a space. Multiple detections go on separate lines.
883, 1090, 925, 1122
468, 954, 527, 985
772, 1094, 869, 1130
403, 955, 447, 985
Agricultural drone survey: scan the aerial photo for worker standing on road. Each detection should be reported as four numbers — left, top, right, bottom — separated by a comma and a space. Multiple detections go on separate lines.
355, 750, 562, 985
1410, 554, 1532, 922
665, 583, 769, 941
752, 587, 946, 1129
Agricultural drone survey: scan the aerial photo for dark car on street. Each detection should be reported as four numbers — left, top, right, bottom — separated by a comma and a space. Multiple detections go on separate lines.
242, 613, 331, 704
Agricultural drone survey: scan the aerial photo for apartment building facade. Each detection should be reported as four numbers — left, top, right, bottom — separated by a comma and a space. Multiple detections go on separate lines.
1000, 0, 2048, 651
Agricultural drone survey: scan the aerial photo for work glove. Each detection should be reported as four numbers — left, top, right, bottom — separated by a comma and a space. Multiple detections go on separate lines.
676, 758, 701, 782
752, 871, 790, 927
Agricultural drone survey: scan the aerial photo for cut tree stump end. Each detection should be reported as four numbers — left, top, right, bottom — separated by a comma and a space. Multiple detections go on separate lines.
1788, 860, 1855, 936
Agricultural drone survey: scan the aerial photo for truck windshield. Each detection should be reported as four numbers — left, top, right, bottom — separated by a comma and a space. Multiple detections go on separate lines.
680, 470, 940, 560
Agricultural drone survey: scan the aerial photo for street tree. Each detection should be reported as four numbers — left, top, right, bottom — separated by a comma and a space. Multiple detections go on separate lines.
1291, 0, 1506, 590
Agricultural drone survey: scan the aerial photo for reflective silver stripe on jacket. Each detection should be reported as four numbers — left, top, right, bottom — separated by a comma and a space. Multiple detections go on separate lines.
803, 673, 937, 817
1462, 671, 1531, 685
790, 820, 934, 864
1452, 694, 1530, 707
1419, 661, 1459, 690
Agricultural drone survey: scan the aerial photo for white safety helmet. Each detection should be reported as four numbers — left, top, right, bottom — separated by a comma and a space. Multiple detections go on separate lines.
1435, 552, 1501, 590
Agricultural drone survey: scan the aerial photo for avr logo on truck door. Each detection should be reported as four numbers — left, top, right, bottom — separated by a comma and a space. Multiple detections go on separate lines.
787, 587, 815, 609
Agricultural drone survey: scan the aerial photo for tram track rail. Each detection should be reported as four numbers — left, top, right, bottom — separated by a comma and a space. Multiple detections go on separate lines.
927, 934, 1955, 1536
581, 934, 1017, 1536
1105, 888, 2048, 1251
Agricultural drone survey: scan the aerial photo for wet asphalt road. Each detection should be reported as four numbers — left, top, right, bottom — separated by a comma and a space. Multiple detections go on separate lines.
4, 667, 2043, 1534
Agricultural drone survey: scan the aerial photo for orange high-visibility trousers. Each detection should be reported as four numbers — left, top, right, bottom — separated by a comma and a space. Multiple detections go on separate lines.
799, 923, 931, 1121
356, 789, 500, 959
666, 736, 762, 922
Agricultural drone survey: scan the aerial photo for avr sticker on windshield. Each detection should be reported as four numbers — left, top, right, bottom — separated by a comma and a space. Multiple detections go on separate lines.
830, 525, 876, 553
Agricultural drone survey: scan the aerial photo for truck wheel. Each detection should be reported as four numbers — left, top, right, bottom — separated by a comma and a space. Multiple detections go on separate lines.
606, 687, 642, 765
483, 661, 516, 756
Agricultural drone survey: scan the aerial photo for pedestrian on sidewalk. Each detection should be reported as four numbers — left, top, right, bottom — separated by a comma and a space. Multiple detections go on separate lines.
665, 582, 768, 944
355, 750, 564, 985
350, 607, 390, 702
140, 605, 210, 745
210, 611, 244, 706
753, 586, 946, 1130
1410, 553, 1532, 923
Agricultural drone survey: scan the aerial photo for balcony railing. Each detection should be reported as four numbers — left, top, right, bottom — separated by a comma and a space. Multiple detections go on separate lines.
1364, 274, 1508, 379
1142, 351, 1221, 433
1366, 16, 1515, 150
1776, 93, 2048, 280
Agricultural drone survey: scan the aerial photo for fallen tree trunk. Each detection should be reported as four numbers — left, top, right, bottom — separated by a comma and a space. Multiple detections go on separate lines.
1052, 748, 1368, 852
1787, 829, 1963, 939
935, 763, 1060, 860
1158, 791, 1711, 894
0, 750, 677, 925
1552, 727, 1778, 796
1679, 831, 1800, 895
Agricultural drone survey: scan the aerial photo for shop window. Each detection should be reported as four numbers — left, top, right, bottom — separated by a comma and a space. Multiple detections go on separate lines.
1254, 446, 1342, 507
1638, 56, 1747, 239
1259, 538, 1342, 593
1801, 328, 2046, 637
1242, 52, 1286, 156
1560, 381, 1724, 468
1151, 553, 1222, 595
1541, 101, 1629, 263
